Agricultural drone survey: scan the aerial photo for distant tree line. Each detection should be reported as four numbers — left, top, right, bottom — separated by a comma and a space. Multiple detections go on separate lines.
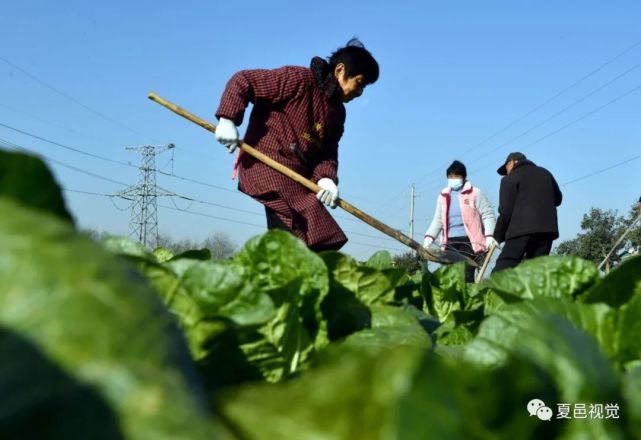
82, 229, 238, 260
555, 201, 640, 270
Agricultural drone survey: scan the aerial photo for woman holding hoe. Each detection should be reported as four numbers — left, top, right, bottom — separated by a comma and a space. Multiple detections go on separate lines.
214, 39, 379, 252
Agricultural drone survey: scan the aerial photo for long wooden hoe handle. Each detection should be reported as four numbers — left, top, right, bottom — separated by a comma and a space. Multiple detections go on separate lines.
475, 242, 496, 283
148, 92, 476, 266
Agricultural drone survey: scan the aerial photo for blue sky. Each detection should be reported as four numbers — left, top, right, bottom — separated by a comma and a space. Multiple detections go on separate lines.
2, 1, 641, 260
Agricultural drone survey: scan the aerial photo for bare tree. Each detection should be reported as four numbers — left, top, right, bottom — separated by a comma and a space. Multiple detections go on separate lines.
156, 233, 199, 254
156, 231, 237, 259
155, 233, 175, 250
201, 232, 237, 260
82, 228, 111, 242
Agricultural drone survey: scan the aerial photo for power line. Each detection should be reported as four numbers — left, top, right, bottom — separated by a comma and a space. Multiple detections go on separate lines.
0, 101, 111, 144
76, 189, 407, 253
380, 37, 641, 203
169, 195, 398, 241
0, 99, 220, 165
451, 36, 641, 161
109, 196, 133, 212
0, 121, 137, 168
0, 126, 434, 246
161, 203, 406, 251
165, 201, 406, 251
0, 123, 245, 197
414, 64, 641, 192
163, 197, 401, 244
158, 203, 268, 229
92, 188, 262, 218
561, 152, 641, 187
466, 83, 641, 176
65, 186, 409, 254
0, 55, 160, 143
167, 196, 397, 243
0, 131, 387, 234
466, 59, 641, 171
61, 185, 402, 247
63, 188, 127, 198
0, 139, 131, 187
409, 81, 641, 197
520, 84, 641, 150
365, 184, 414, 219
0, 122, 398, 218
170, 194, 264, 217
62, 185, 262, 219
172, 144, 220, 162
155, 169, 243, 195
158, 173, 402, 234
62, 187, 133, 211
0, 57, 226, 163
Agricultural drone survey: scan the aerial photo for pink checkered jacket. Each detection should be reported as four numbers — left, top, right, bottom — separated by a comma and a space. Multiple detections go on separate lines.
216, 57, 347, 251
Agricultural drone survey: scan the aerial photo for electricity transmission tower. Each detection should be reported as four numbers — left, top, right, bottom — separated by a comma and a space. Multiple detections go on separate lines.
119, 144, 175, 248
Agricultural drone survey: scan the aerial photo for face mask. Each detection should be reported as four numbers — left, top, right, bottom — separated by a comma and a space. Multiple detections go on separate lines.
448, 178, 464, 191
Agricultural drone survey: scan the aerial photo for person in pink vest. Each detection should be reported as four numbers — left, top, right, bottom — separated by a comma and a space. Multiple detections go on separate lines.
423, 160, 497, 282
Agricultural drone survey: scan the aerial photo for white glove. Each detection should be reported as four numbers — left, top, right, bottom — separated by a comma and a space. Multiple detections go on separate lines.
423, 236, 434, 248
485, 236, 498, 249
215, 117, 239, 154
317, 178, 339, 208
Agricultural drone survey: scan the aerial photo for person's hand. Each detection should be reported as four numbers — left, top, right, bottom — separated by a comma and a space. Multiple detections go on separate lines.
423, 236, 434, 248
215, 118, 240, 154
316, 178, 339, 208
485, 236, 498, 249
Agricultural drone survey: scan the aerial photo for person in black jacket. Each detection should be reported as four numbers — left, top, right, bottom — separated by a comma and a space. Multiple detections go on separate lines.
492, 152, 563, 272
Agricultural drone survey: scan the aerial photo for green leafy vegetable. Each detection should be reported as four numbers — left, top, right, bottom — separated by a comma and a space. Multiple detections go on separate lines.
582, 256, 641, 307
482, 256, 599, 301
0, 150, 73, 222
0, 199, 228, 439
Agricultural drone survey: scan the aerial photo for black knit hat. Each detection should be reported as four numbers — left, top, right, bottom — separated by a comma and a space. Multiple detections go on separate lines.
497, 152, 527, 176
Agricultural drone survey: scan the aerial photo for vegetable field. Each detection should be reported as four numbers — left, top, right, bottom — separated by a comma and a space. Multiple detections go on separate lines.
1, 150, 640, 440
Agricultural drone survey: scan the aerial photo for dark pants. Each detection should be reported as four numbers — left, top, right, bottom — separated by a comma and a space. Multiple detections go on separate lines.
265, 206, 340, 252
448, 236, 485, 283
492, 233, 555, 273
266, 206, 290, 231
